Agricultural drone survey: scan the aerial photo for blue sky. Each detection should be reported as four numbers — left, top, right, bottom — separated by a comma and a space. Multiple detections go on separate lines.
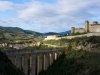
6, 0, 56, 4
0, 0, 100, 33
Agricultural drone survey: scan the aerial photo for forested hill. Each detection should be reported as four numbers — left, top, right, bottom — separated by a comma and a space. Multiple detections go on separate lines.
0, 26, 42, 36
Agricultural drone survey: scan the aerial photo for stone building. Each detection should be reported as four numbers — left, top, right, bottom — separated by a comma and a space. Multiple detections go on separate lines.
71, 21, 100, 33
44, 35, 60, 40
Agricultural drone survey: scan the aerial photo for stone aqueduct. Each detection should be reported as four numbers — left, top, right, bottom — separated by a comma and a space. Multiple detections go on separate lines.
2, 48, 65, 75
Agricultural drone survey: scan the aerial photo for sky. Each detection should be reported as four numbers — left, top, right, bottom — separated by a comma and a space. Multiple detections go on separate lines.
0, 0, 100, 33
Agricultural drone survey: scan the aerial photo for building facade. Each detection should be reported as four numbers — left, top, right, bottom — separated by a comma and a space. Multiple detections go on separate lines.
44, 35, 60, 40
71, 21, 100, 33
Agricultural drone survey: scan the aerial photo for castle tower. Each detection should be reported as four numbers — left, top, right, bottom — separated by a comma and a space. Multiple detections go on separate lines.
85, 20, 89, 32
93, 21, 98, 24
71, 27, 75, 33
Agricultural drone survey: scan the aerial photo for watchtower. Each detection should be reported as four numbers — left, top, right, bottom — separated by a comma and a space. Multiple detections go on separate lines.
71, 27, 75, 33
85, 20, 89, 32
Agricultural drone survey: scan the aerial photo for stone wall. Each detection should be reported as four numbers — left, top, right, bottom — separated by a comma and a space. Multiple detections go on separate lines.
65, 33, 100, 39
74, 28, 85, 33
89, 24, 100, 32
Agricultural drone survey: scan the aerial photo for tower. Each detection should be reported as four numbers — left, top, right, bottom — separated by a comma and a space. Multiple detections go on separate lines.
71, 27, 75, 33
85, 20, 89, 32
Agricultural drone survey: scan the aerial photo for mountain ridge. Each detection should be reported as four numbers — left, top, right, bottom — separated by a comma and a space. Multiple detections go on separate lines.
0, 26, 71, 36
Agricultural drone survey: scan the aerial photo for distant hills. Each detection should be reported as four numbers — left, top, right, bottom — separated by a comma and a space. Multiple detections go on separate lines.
0, 26, 71, 36
43, 30, 71, 36
43, 32, 60, 35
0, 26, 42, 36
60, 30, 71, 35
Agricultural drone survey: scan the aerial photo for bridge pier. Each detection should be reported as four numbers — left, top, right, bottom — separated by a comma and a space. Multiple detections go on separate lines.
16, 55, 22, 70
21, 55, 25, 72
14, 56, 16, 66
23, 54, 28, 75
43, 54, 46, 70
49, 53, 53, 65
9, 55, 14, 65
45, 53, 49, 70
37, 54, 43, 75
39, 54, 43, 73
56, 52, 61, 59
30, 54, 36, 75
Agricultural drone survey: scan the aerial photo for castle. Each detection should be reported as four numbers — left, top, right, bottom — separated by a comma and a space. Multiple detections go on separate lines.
71, 21, 100, 33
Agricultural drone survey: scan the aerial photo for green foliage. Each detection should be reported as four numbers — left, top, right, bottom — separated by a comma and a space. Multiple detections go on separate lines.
43, 38, 70, 47
39, 50, 100, 75
0, 51, 25, 75
34, 37, 44, 42
25, 45, 51, 50
38, 45, 49, 49
86, 36, 100, 44
39, 51, 84, 75
66, 44, 72, 52
65, 50, 86, 59
3, 33, 14, 39
74, 40, 79, 46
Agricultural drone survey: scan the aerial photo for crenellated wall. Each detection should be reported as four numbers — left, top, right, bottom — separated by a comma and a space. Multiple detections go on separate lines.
74, 28, 85, 33
2, 48, 64, 75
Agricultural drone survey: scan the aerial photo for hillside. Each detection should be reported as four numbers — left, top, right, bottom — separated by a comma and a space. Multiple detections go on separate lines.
0, 26, 44, 44
40, 36, 100, 75
0, 50, 25, 75
39, 50, 100, 75
0, 26, 72, 37
0, 26, 42, 36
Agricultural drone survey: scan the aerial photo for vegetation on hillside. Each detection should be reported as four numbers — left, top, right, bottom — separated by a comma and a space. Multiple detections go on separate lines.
24, 45, 52, 50
0, 26, 42, 36
39, 49, 100, 75
39, 36, 100, 75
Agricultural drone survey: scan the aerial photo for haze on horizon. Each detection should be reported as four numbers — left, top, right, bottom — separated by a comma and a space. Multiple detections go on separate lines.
0, 0, 100, 33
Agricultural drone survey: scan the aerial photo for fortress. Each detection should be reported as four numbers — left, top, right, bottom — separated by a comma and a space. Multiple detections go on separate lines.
71, 21, 100, 33
44, 21, 100, 40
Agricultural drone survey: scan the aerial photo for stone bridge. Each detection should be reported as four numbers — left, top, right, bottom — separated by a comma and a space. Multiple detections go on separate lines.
2, 48, 65, 75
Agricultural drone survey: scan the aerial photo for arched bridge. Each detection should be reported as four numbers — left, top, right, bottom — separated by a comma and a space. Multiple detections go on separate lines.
2, 48, 65, 75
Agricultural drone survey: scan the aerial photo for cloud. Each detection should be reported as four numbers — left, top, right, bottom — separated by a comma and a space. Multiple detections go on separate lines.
0, 1, 24, 12
0, 0, 100, 32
